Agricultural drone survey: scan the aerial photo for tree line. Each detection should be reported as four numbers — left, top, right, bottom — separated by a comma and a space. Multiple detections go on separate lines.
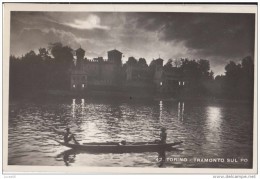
10, 43, 73, 98
9, 43, 254, 101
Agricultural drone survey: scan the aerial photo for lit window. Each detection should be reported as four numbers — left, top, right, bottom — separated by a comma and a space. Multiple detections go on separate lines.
82, 84, 85, 88
179, 81, 181, 86
160, 82, 163, 86
73, 84, 76, 88
183, 81, 185, 85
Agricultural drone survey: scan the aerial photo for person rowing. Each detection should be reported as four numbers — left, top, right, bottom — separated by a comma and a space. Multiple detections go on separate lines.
51, 127, 79, 144
160, 127, 167, 144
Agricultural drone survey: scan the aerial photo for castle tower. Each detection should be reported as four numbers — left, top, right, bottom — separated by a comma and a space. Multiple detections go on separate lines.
155, 57, 163, 67
107, 49, 122, 65
154, 57, 164, 92
71, 47, 87, 91
76, 47, 85, 61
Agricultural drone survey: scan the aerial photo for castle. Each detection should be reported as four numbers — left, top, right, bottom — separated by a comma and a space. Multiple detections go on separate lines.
70, 48, 185, 95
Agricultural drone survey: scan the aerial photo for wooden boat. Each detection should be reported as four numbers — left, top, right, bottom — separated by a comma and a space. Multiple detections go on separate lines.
55, 140, 183, 153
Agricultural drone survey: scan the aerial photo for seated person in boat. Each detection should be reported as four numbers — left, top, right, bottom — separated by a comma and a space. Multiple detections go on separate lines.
64, 128, 79, 144
51, 127, 79, 144
160, 127, 167, 144
118, 140, 126, 146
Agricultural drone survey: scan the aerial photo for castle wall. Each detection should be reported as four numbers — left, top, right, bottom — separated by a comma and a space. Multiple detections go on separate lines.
83, 62, 99, 78
70, 49, 185, 93
100, 63, 115, 81
70, 67, 88, 90
126, 65, 149, 81
71, 60, 118, 90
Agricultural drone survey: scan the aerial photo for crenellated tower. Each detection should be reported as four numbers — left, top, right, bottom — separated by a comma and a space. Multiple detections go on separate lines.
107, 49, 122, 66
76, 47, 85, 66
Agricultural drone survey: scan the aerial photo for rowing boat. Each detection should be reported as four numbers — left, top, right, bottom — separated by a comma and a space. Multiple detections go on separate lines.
55, 140, 183, 153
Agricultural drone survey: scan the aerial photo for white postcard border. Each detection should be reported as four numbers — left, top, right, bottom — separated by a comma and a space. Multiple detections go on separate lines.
2, 3, 258, 174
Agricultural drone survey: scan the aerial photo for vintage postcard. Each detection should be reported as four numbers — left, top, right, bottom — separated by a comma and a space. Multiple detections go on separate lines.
2, 3, 257, 174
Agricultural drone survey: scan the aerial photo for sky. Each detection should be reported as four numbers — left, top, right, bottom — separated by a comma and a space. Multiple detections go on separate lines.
10, 11, 255, 76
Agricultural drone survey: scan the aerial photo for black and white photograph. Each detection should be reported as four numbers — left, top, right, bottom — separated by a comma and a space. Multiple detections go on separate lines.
3, 3, 257, 174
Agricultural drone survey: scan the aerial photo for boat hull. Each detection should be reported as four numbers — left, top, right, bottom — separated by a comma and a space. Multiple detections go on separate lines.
56, 141, 183, 153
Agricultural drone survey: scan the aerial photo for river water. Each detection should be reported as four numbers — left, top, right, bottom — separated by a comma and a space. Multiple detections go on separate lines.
8, 97, 253, 168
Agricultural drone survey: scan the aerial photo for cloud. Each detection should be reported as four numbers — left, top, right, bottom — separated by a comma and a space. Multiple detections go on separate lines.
10, 11, 255, 76
10, 27, 83, 56
63, 14, 109, 30
11, 12, 111, 40
134, 12, 255, 59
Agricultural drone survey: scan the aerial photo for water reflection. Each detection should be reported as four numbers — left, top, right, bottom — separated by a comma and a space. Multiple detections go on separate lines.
157, 150, 166, 168
56, 147, 184, 167
56, 149, 76, 166
81, 99, 85, 106
57, 149, 170, 167
109, 103, 123, 120
178, 102, 180, 120
8, 99, 253, 168
81, 99, 85, 116
205, 106, 223, 148
182, 103, 184, 121
72, 99, 76, 118
159, 100, 163, 122
178, 102, 185, 121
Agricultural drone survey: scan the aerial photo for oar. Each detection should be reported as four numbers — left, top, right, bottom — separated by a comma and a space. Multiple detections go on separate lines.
46, 137, 62, 144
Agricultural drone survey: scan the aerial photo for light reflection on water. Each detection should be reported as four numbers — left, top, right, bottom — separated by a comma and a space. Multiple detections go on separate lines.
8, 98, 253, 168
206, 107, 223, 143
177, 102, 185, 121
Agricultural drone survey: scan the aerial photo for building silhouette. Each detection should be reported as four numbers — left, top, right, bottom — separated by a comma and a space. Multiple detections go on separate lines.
70, 47, 185, 95
70, 48, 122, 91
